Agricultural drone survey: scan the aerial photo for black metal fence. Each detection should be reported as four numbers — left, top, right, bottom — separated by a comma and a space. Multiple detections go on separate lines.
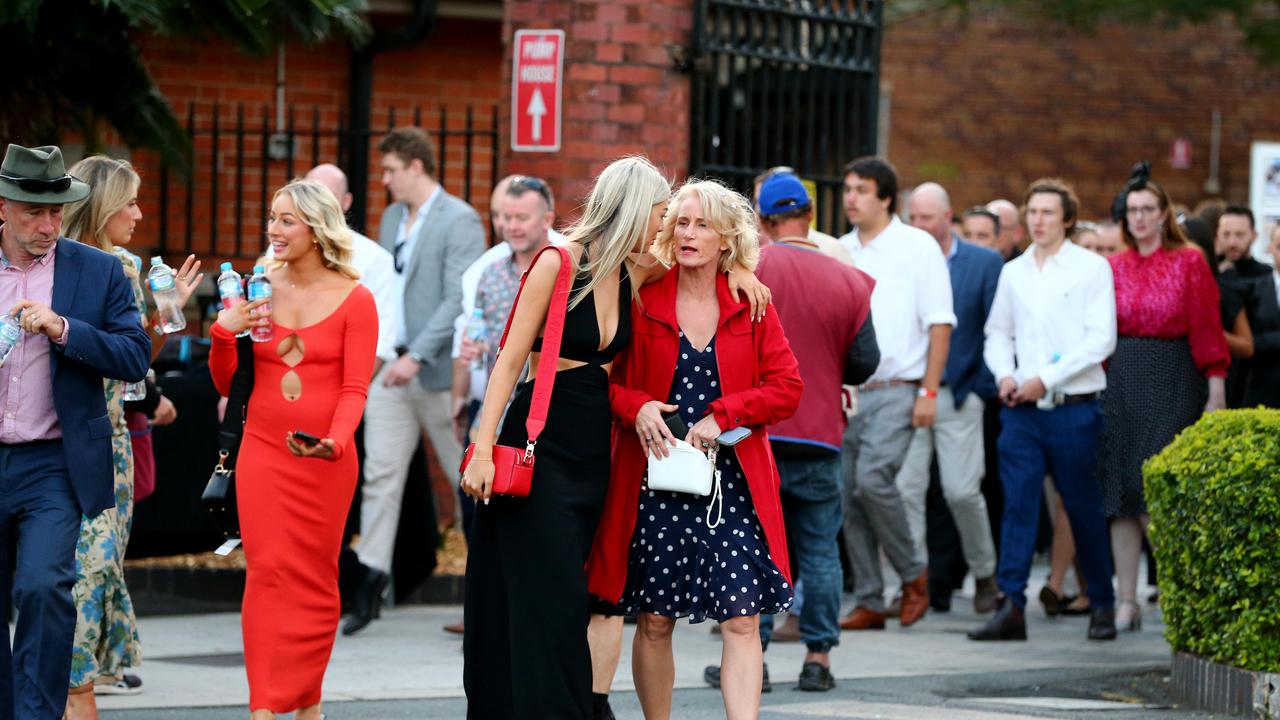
148, 101, 499, 261
689, 0, 883, 237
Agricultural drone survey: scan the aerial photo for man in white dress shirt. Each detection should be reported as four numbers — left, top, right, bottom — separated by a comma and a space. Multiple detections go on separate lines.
969, 178, 1117, 642
836, 157, 955, 631
304, 164, 397, 373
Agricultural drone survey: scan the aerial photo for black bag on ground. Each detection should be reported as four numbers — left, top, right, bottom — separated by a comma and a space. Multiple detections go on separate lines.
202, 335, 254, 538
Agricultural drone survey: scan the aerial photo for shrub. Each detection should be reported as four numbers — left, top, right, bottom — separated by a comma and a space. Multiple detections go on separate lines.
1145, 408, 1280, 672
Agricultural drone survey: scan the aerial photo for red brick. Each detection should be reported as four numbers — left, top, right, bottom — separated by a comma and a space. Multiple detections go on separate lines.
595, 42, 624, 64
609, 23, 655, 44
608, 65, 664, 85
571, 21, 609, 42
606, 103, 645, 124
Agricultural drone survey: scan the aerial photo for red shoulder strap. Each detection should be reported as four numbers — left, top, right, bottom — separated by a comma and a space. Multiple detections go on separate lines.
495, 245, 574, 443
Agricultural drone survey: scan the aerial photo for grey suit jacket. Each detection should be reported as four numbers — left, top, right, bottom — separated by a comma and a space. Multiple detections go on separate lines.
379, 189, 485, 390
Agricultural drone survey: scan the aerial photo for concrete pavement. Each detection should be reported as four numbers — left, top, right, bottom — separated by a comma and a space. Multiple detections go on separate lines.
99, 563, 1191, 718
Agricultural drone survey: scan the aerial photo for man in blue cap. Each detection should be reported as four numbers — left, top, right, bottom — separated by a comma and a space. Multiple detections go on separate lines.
739, 171, 879, 690
0, 143, 149, 719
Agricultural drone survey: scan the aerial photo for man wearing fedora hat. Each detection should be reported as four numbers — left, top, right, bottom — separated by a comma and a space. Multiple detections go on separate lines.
0, 143, 150, 719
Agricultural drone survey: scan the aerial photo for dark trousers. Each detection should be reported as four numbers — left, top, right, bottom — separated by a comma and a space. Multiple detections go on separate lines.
761, 453, 843, 654
995, 403, 1114, 610
0, 441, 82, 720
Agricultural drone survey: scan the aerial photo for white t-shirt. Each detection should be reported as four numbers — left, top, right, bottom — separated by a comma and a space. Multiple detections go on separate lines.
839, 217, 956, 383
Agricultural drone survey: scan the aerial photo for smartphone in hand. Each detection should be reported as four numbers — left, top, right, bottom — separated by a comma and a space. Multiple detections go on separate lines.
292, 430, 322, 447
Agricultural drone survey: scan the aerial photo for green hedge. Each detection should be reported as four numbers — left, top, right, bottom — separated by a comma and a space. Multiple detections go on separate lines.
1145, 408, 1280, 672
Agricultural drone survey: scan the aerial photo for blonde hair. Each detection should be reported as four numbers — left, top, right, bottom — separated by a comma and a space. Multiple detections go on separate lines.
271, 179, 359, 280
63, 156, 140, 256
655, 179, 759, 273
563, 156, 671, 309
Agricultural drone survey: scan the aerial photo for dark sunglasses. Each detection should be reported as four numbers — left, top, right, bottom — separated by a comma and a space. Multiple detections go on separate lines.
509, 175, 552, 205
0, 173, 79, 193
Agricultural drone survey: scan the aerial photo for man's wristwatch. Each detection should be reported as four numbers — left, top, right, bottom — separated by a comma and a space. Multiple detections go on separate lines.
407, 351, 425, 364
917, 387, 938, 399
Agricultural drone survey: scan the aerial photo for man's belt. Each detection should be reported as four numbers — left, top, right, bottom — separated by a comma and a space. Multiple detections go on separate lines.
1058, 392, 1100, 405
858, 379, 919, 392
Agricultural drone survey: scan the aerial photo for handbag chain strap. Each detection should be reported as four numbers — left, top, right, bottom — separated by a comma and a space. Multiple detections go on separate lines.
494, 245, 575, 453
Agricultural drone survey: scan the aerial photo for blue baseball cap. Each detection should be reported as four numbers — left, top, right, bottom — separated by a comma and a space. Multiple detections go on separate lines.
757, 172, 811, 217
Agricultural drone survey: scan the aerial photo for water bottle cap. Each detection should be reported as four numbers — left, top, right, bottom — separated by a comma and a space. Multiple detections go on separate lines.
150, 256, 162, 266
220, 262, 233, 272
253, 265, 265, 274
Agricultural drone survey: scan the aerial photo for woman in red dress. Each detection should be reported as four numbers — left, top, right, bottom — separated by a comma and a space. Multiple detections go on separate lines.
210, 179, 377, 719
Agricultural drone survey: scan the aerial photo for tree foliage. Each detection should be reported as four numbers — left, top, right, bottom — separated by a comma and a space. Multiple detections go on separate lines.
925, 0, 1280, 65
0, 0, 370, 174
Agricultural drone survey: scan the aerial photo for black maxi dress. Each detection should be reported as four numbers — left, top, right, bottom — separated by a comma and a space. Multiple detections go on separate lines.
463, 256, 631, 720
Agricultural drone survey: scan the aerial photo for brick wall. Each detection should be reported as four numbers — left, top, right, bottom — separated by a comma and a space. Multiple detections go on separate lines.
881, 8, 1280, 220
500, 0, 694, 226
124, 17, 504, 264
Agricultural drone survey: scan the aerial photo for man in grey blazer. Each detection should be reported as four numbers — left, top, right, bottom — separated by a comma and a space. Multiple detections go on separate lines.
347, 127, 485, 634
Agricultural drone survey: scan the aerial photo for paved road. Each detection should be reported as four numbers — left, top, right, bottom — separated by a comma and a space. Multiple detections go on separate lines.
102, 565, 1196, 718
105, 666, 1209, 719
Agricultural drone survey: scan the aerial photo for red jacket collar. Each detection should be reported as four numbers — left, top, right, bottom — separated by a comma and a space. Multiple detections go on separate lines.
641, 266, 749, 333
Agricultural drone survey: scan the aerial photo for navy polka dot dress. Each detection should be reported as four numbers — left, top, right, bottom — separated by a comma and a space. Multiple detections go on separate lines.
619, 332, 793, 623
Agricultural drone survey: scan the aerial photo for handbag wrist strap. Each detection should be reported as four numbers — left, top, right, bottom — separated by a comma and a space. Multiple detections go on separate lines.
495, 245, 575, 445
217, 335, 255, 468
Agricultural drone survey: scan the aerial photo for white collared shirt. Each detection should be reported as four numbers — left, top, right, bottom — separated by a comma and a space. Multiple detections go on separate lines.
839, 216, 956, 383
983, 240, 1116, 395
392, 186, 441, 347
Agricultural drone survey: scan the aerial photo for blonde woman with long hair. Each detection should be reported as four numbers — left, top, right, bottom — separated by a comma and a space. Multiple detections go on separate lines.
62, 156, 200, 717
460, 158, 770, 719
209, 178, 377, 720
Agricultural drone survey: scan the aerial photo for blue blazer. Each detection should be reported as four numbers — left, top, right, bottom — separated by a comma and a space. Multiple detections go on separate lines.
943, 237, 1003, 408
48, 239, 151, 516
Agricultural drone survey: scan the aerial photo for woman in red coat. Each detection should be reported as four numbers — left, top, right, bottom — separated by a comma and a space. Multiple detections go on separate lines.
587, 180, 802, 720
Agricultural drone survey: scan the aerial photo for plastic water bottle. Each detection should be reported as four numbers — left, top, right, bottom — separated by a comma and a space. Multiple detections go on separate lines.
465, 307, 487, 372
0, 314, 21, 368
217, 262, 249, 338
147, 256, 187, 334
247, 265, 273, 343
123, 371, 148, 402
1036, 352, 1062, 410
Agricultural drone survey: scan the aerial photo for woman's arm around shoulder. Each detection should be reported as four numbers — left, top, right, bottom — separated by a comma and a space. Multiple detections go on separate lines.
708, 305, 802, 430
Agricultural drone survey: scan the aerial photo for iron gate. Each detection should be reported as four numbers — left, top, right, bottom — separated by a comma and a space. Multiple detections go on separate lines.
689, 0, 883, 237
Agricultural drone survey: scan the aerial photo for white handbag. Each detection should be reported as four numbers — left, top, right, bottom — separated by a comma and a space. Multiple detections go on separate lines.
646, 440, 723, 528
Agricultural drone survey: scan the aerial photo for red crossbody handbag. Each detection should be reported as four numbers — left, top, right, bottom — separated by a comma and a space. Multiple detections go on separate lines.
459, 245, 574, 497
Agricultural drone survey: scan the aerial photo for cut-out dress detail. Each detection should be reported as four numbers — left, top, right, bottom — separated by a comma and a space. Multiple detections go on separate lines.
277, 333, 305, 401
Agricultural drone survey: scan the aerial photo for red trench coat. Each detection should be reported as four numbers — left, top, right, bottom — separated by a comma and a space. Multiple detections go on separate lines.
586, 268, 804, 604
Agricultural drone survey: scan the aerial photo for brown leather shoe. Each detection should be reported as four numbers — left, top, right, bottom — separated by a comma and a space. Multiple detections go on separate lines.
771, 613, 802, 642
885, 592, 903, 618
898, 571, 930, 627
839, 606, 886, 630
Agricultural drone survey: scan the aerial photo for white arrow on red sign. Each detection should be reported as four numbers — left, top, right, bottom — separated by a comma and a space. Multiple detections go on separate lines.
527, 88, 547, 143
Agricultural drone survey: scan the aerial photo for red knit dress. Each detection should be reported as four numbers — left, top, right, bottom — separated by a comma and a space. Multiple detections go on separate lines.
209, 285, 377, 712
